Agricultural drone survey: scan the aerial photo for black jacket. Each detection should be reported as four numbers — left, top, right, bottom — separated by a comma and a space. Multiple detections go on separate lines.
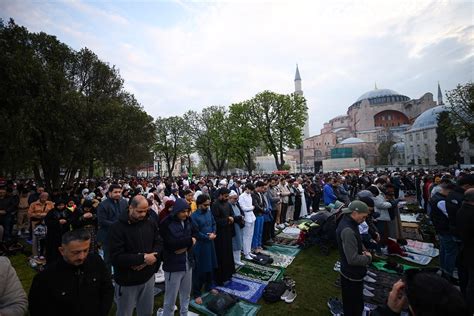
456, 202, 474, 267
446, 188, 464, 236
160, 214, 197, 272
430, 192, 449, 235
28, 254, 113, 316
251, 192, 265, 216
108, 210, 162, 286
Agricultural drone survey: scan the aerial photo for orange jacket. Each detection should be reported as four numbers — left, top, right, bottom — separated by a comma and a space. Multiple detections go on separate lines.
28, 200, 54, 221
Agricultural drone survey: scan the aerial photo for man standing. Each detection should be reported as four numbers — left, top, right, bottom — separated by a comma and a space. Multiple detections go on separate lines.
28, 192, 54, 258
336, 201, 372, 316
323, 177, 337, 206
160, 198, 196, 316
238, 183, 256, 260
211, 188, 235, 285
109, 195, 162, 316
97, 184, 128, 272
252, 181, 266, 252
29, 229, 114, 316
456, 188, 474, 313
278, 178, 291, 225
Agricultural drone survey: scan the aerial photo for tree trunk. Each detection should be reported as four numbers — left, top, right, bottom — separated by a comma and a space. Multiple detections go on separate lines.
88, 158, 94, 178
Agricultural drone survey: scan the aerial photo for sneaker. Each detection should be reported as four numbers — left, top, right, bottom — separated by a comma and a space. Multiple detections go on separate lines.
364, 284, 375, 291
244, 255, 253, 260
366, 271, 377, 278
248, 253, 257, 258
17, 230, 22, 237
284, 289, 297, 303
280, 288, 291, 300
363, 288, 374, 297
363, 275, 376, 283
327, 297, 343, 315
156, 308, 163, 316
333, 265, 340, 272
235, 261, 244, 266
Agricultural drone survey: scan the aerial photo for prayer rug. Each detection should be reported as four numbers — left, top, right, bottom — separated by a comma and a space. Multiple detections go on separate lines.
189, 291, 261, 316
372, 261, 418, 274
274, 236, 299, 247
266, 244, 301, 257
259, 250, 295, 268
276, 232, 299, 240
391, 252, 433, 265
404, 239, 439, 257
236, 261, 284, 283
214, 277, 266, 303
282, 226, 301, 235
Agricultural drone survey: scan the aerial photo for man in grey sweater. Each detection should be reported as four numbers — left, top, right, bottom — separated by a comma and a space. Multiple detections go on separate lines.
0, 256, 28, 316
336, 200, 372, 316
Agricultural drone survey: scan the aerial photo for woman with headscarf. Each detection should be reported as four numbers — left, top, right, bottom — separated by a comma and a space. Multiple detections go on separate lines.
44, 199, 73, 264
159, 200, 175, 223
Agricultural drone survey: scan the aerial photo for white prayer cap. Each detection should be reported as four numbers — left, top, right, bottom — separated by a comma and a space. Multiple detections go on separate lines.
229, 190, 238, 197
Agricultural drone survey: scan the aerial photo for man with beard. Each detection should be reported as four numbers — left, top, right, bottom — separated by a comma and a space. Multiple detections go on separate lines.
29, 229, 113, 316
109, 195, 162, 316
211, 188, 235, 285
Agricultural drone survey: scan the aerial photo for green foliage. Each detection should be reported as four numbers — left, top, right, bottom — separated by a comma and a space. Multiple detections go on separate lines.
445, 82, 474, 142
436, 111, 461, 166
184, 106, 231, 175
378, 141, 396, 165
154, 116, 188, 177
245, 91, 307, 170
0, 19, 154, 187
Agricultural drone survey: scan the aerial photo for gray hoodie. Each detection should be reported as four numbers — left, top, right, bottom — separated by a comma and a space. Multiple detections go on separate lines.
0, 256, 28, 316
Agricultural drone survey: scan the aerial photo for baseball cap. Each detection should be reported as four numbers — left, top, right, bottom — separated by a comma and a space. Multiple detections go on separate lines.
342, 200, 369, 214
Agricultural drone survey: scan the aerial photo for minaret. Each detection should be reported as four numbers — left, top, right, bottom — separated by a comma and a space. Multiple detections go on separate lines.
437, 82, 444, 105
295, 65, 309, 139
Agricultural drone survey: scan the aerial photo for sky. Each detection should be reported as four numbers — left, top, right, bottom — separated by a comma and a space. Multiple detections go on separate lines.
1, 0, 473, 136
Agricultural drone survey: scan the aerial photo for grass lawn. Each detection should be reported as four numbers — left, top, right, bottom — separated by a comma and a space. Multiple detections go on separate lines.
10, 243, 342, 316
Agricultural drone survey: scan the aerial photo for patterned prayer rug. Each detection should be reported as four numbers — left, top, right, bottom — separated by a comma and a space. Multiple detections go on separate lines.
266, 244, 301, 257
189, 291, 261, 316
259, 250, 295, 268
236, 261, 284, 283
214, 277, 266, 303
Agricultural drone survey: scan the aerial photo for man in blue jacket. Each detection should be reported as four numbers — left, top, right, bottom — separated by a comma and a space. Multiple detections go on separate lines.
109, 195, 162, 316
323, 177, 338, 205
160, 198, 197, 316
97, 184, 128, 272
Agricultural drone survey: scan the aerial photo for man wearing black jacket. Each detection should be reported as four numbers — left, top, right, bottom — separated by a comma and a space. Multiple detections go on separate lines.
29, 229, 113, 316
109, 195, 162, 316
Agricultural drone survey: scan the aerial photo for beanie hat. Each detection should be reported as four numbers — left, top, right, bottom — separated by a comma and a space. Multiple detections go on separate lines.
172, 198, 190, 215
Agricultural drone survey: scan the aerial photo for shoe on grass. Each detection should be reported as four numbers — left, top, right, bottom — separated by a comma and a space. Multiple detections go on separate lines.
363, 275, 376, 283
363, 288, 375, 297
364, 284, 375, 291
327, 297, 343, 315
284, 289, 297, 303
280, 288, 291, 300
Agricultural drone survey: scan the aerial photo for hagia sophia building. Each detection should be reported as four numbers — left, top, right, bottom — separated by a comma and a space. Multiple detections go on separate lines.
286, 66, 474, 171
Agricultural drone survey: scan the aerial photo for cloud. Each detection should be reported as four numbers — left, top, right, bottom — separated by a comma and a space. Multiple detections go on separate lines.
1, 0, 472, 136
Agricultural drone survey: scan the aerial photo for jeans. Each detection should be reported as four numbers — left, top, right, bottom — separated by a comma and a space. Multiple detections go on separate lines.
341, 275, 364, 316
438, 233, 458, 276
252, 216, 264, 249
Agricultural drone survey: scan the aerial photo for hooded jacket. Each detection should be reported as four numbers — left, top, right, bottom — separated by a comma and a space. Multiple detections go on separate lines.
108, 210, 162, 286
159, 198, 197, 272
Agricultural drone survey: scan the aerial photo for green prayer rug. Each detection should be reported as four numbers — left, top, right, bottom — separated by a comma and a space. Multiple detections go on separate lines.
236, 261, 284, 284
266, 244, 301, 257
372, 261, 418, 274
189, 291, 261, 316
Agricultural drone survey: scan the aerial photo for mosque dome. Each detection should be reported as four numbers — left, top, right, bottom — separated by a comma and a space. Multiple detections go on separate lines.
340, 137, 365, 144
353, 88, 410, 106
409, 105, 446, 131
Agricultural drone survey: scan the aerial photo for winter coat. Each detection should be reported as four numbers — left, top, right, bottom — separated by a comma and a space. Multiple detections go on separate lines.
96, 197, 128, 243
108, 210, 162, 286
28, 254, 113, 316
0, 256, 28, 316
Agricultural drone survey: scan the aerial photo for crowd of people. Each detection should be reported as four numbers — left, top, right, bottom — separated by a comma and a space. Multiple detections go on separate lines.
0, 168, 472, 315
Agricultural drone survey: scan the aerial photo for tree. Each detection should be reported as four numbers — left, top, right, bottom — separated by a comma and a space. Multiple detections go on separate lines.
445, 82, 474, 142
377, 141, 396, 165
154, 116, 187, 177
228, 102, 260, 174
0, 19, 155, 186
185, 106, 231, 175
245, 91, 307, 170
436, 111, 461, 166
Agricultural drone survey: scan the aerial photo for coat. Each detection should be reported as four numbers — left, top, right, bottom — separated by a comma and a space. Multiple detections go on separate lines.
191, 208, 218, 273
108, 210, 162, 286
0, 257, 28, 316
96, 197, 128, 243
159, 214, 196, 273
44, 207, 74, 264
28, 254, 113, 316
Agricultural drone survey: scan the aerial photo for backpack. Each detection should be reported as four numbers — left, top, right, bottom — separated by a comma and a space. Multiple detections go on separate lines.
207, 292, 238, 315
262, 280, 287, 302
252, 253, 274, 265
